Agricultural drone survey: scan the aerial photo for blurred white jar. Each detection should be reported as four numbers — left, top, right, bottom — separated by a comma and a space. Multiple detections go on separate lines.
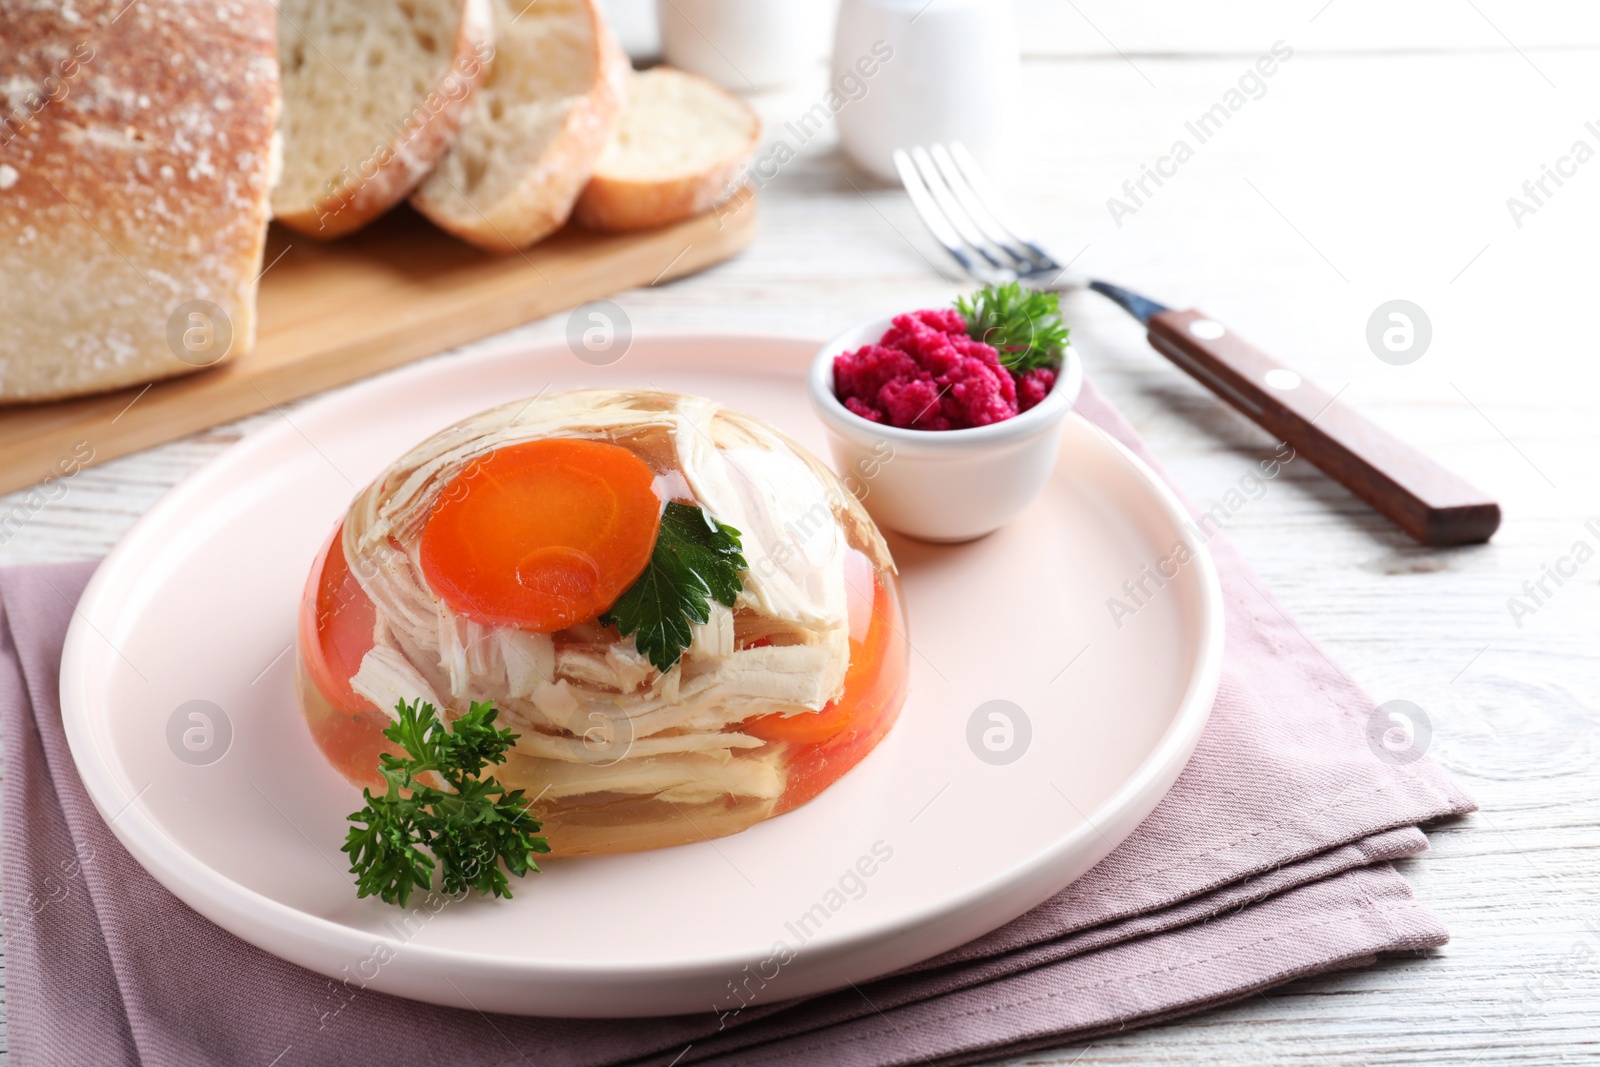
833, 0, 1020, 181
600, 0, 660, 60
658, 0, 835, 91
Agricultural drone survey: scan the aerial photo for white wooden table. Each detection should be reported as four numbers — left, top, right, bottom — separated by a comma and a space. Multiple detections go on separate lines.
3, 2, 1598, 1061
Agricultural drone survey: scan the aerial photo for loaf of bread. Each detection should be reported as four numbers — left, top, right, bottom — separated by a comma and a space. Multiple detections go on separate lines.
574, 67, 759, 233
272, 0, 493, 238
411, 0, 626, 252
0, 0, 279, 402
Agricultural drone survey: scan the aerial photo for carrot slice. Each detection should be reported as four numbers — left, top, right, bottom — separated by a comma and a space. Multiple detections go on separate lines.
418, 438, 661, 632
298, 522, 400, 789
770, 577, 908, 813
740, 567, 902, 746
298, 521, 377, 715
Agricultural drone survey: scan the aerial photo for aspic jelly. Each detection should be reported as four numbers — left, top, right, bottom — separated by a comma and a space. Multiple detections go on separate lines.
298, 389, 908, 855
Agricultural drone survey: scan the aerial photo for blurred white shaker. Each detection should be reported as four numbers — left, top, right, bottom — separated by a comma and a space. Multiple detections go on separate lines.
600, 0, 661, 60
659, 0, 835, 91
833, 0, 1020, 181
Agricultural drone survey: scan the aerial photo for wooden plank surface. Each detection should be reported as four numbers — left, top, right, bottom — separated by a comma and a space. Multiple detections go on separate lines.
1, 18, 1598, 1066
0, 201, 757, 497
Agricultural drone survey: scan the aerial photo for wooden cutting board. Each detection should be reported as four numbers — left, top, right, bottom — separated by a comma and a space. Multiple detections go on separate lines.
0, 198, 758, 496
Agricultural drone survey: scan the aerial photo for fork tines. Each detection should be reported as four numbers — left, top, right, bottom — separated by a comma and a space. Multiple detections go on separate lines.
892, 143, 1061, 285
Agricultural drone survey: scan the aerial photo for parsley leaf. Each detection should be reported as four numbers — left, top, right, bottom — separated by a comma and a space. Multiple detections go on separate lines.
955, 281, 1070, 374
600, 501, 747, 672
343, 699, 550, 908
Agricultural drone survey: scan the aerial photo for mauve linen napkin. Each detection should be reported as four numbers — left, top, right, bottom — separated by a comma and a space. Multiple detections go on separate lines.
0, 382, 1474, 1067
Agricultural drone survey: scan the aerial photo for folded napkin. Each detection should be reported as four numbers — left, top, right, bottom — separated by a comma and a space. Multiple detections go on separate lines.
0, 382, 1474, 1067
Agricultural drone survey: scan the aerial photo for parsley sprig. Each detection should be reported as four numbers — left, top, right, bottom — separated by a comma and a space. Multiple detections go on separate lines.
343, 699, 549, 908
955, 281, 1070, 374
601, 501, 747, 673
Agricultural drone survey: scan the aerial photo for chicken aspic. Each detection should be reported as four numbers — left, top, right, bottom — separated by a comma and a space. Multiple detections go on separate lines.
297, 389, 908, 855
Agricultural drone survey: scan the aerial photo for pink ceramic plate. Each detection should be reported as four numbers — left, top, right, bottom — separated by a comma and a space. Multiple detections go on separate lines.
60, 335, 1223, 1017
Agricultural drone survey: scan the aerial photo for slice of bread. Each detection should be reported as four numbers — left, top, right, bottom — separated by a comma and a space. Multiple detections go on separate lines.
0, 0, 278, 402
574, 67, 759, 233
273, 0, 492, 238
411, 0, 627, 253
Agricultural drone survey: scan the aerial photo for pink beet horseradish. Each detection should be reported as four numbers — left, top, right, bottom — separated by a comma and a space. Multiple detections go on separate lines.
831, 283, 1068, 431
812, 284, 1082, 541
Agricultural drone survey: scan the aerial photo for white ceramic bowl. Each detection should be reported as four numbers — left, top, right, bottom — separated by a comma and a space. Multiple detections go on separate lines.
809, 316, 1084, 542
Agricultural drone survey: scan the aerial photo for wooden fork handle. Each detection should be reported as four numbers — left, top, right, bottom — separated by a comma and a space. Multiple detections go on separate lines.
1146, 308, 1501, 546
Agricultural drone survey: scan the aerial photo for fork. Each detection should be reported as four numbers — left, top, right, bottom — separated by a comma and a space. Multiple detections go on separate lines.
893, 143, 1501, 547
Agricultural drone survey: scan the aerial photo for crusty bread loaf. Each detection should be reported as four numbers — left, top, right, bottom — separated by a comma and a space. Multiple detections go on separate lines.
0, 0, 279, 403
574, 67, 758, 233
411, 0, 626, 253
273, 0, 492, 238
